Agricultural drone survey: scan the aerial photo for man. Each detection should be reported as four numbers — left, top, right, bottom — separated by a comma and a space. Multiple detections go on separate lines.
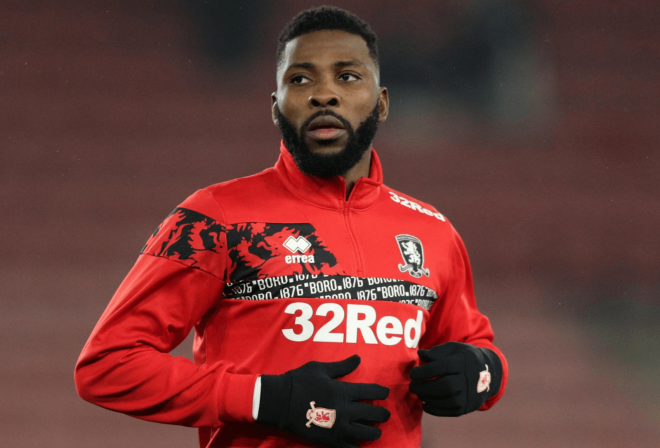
75, 6, 508, 448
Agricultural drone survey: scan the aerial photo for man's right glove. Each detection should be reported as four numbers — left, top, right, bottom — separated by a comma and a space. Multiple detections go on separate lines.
257, 355, 390, 448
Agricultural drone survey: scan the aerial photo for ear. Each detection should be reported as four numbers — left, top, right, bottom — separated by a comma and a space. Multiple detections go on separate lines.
378, 87, 389, 123
271, 92, 279, 126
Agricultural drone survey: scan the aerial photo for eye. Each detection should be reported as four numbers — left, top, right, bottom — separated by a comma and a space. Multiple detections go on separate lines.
291, 75, 311, 84
338, 73, 359, 82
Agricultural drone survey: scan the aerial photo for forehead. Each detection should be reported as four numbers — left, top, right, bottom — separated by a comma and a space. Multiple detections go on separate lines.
279, 29, 375, 72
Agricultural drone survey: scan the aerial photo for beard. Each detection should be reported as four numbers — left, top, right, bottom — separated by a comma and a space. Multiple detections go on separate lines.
275, 102, 380, 178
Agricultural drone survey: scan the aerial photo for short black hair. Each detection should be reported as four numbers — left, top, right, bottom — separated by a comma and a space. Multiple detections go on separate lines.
276, 6, 379, 69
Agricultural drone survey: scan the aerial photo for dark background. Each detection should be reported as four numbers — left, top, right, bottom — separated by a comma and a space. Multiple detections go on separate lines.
1, 0, 658, 446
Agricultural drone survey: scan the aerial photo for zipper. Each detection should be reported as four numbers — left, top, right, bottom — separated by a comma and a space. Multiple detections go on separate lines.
343, 194, 364, 277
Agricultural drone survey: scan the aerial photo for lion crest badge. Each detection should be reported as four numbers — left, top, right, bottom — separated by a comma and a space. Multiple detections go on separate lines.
306, 401, 336, 429
395, 234, 430, 278
477, 364, 491, 393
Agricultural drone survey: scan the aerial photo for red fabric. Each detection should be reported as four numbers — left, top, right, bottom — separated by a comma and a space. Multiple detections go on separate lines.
75, 142, 508, 447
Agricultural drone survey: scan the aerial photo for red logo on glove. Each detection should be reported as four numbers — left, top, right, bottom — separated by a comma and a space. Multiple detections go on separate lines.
477, 364, 491, 393
306, 401, 336, 429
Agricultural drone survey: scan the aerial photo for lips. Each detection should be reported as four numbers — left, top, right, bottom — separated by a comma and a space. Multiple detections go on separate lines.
307, 115, 345, 131
306, 115, 347, 141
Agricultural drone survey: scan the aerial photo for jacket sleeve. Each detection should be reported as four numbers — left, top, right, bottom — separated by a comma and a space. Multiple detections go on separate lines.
419, 226, 508, 410
74, 190, 257, 427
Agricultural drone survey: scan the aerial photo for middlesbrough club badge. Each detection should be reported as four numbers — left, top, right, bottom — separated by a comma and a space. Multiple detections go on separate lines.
477, 364, 491, 393
395, 235, 430, 278
305, 401, 336, 429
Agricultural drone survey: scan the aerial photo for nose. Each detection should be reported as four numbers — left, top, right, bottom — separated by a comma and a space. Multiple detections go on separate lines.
308, 80, 339, 108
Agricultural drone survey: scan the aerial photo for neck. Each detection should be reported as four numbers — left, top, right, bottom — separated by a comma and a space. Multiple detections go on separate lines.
342, 149, 372, 200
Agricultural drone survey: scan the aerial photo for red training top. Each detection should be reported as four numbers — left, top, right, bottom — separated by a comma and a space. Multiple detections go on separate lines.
75, 142, 508, 447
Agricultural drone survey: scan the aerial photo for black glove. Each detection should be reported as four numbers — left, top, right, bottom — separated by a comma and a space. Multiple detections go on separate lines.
409, 342, 502, 417
257, 355, 390, 448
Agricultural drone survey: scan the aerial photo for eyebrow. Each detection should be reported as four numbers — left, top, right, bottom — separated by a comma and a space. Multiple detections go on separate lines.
284, 60, 366, 72
334, 60, 366, 69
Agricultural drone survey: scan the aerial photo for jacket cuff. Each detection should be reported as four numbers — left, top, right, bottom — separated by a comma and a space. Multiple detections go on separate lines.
217, 372, 260, 422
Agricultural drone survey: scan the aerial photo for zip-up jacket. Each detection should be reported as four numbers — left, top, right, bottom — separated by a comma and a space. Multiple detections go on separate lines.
75, 142, 508, 447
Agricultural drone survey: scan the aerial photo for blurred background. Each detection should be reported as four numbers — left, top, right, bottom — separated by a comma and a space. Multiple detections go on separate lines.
1, 0, 658, 446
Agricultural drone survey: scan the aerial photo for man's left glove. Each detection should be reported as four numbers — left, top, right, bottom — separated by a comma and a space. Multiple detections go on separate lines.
409, 342, 502, 417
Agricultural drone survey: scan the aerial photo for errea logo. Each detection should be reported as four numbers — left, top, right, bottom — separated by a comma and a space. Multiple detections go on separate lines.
389, 192, 445, 221
284, 236, 311, 253
283, 236, 315, 264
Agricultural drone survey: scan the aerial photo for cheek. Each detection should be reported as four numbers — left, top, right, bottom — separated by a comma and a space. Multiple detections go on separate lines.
277, 94, 307, 127
346, 91, 379, 123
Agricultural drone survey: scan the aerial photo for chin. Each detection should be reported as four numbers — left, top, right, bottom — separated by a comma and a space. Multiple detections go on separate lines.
307, 140, 347, 155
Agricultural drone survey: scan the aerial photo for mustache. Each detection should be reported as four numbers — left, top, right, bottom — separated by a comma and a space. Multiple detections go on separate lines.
300, 109, 353, 134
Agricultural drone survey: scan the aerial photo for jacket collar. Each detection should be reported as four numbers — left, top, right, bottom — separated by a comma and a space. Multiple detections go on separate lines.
274, 140, 383, 211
